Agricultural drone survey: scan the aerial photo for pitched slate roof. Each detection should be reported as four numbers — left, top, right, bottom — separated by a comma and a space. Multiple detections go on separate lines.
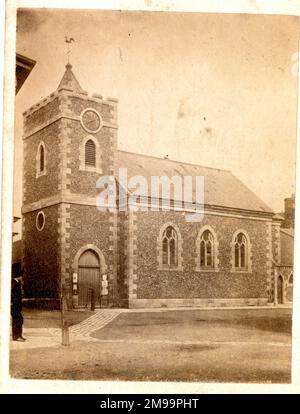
280, 228, 294, 238
117, 150, 273, 214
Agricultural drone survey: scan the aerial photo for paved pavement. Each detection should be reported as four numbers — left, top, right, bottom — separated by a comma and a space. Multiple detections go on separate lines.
10, 309, 122, 349
10, 305, 292, 350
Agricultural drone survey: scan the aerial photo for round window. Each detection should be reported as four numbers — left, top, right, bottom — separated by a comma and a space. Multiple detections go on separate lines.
36, 211, 45, 231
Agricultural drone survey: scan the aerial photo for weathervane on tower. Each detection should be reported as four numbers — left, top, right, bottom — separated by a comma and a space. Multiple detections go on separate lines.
65, 36, 75, 64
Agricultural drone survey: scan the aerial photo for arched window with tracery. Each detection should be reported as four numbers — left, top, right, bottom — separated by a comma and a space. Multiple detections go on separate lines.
162, 225, 178, 266
196, 226, 219, 272
199, 229, 214, 268
234, 232, 248, 270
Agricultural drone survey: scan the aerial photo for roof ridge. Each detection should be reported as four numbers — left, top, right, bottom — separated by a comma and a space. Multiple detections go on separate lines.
228, 171, 273, 213
118, 150, 232, 173
117, 150, 273, 214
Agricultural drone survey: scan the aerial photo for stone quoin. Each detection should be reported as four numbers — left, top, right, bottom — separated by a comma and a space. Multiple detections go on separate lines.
21, 64, 285, 309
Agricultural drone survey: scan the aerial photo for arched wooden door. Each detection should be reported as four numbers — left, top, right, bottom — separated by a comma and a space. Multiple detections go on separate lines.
277, 275, 284, 305
78, 249, 101, 307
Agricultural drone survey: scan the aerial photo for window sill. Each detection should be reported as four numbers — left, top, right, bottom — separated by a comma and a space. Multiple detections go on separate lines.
158, 266, 184, 272
230, 269, 252, 274
79, 166, 102, 174
195, 268, 219, 273
36, 171, 47, 178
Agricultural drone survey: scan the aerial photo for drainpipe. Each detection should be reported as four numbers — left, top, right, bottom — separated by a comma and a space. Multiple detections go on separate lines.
274, 267, 278, 306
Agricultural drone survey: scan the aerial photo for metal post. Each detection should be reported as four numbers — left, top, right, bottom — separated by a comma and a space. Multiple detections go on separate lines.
61, 291, 70, 346
90, 288, 95, 311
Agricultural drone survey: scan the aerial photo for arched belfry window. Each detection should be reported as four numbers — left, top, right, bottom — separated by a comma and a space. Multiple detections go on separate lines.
80, 136, 102, 173
36, 142, 47, 177
196, 226, 219, 272
158, 223, 183, 270
231, 230, 252, 272
85, 139, 96, 167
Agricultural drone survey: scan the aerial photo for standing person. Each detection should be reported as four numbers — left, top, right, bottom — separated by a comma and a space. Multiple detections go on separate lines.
11, 269, 26, 341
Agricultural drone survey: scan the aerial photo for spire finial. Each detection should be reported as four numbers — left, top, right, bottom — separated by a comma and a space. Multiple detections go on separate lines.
65, 36, 75, 64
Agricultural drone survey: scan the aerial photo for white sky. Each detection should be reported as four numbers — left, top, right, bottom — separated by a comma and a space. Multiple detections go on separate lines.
14, 9, 299, 220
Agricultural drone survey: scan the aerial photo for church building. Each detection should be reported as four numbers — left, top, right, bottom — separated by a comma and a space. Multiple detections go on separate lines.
21, 64, 282, 309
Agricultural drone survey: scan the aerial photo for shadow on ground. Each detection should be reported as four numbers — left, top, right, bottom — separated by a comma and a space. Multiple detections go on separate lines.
10, 308, 292, 383
22, 309, 94, 328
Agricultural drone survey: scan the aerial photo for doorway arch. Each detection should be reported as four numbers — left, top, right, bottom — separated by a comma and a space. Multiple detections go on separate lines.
277, 275, 284, 305
73, 245, 107, 307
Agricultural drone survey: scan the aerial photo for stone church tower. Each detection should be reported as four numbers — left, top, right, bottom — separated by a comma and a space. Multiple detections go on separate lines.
22, 64, 119, 308
22, 63, 278, 310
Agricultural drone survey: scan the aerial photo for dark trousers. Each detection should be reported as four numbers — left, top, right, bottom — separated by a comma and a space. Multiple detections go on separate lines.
11, 309, 23, 340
